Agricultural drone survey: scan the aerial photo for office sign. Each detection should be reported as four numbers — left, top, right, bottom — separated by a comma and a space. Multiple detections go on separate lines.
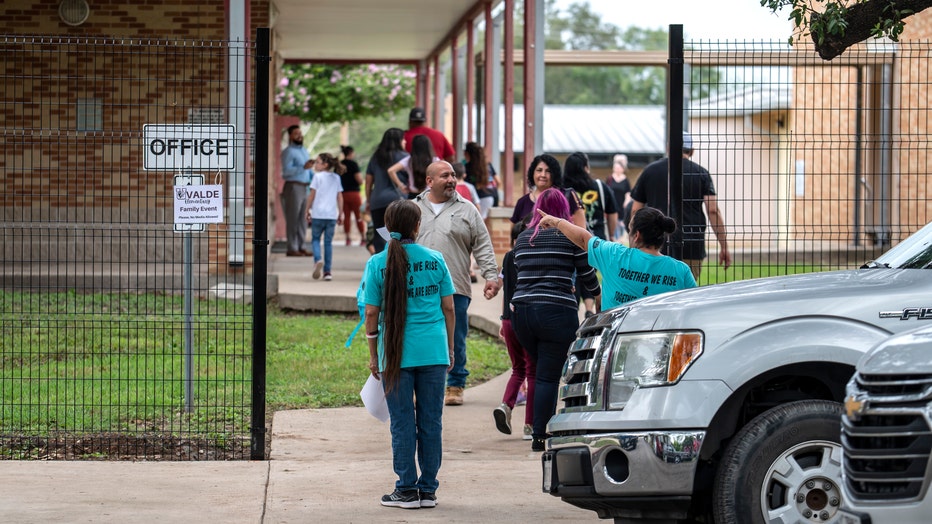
144, 124, 235, 171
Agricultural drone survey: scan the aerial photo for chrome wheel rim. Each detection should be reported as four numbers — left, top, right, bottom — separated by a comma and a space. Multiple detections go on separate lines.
760, 440, 844, 523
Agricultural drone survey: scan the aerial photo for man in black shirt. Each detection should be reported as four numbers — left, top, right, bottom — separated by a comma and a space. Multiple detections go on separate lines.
630, 132, 731, 279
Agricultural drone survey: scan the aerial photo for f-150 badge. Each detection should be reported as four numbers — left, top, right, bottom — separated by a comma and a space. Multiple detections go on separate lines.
879, 307, 932, 320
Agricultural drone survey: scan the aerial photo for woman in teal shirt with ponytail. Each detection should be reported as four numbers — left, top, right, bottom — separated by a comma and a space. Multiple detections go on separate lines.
537, 206, 696, 310
363, 199, 455, 510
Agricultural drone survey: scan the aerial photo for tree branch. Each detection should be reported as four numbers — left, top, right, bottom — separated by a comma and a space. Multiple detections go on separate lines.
302, 122, 339, 153
814, 0, 932, 60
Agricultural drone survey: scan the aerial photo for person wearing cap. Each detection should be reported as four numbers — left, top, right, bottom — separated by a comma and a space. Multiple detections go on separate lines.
629, 132, 731, 280
403, 108, 456, 164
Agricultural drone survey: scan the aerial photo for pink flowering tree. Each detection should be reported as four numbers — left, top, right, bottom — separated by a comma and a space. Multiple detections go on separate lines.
276, 64, 416, 124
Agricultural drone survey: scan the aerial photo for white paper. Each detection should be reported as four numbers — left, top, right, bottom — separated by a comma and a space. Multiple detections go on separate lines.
360, 374, 390, 423
376, 226, 391, 241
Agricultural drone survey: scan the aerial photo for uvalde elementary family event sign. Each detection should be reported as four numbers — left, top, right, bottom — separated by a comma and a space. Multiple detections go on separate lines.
143, 124, 233, 227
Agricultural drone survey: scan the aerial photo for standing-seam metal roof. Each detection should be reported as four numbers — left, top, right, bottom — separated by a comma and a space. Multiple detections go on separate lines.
501, 105, 666, 155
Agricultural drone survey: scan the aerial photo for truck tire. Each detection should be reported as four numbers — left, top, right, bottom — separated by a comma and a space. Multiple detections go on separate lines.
712, 400, 845, 524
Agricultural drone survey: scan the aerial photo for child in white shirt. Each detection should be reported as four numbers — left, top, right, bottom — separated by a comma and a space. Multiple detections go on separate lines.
307, 152, 345, 280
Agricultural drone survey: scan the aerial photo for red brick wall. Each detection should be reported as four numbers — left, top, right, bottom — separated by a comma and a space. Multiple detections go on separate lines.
1, 0, 272, 273
791, 10, 932, 242
1, 0, 227, 38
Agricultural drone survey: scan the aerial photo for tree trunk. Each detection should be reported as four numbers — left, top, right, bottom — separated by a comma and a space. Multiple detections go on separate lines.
814, 0, 932, 60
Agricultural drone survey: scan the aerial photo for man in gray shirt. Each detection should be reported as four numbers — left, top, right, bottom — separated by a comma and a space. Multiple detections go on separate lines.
415, 161, 501, 406
280, 125, 314, 256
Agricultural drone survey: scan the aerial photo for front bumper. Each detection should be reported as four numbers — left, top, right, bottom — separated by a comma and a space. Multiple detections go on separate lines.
842, 492, 932, 524
542, 430, 705, 519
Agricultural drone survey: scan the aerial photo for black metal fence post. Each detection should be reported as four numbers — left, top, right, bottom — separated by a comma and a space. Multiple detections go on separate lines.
668, 24, 685, 260
250, 27, 271, 461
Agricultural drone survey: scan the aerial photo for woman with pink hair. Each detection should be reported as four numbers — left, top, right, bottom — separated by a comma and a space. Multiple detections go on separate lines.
509, 188, 601, 452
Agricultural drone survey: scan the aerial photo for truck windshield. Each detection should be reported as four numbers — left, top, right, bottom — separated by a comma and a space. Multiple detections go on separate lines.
868, 221, 932, 269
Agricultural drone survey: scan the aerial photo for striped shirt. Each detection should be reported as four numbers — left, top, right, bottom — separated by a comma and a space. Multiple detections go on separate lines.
511, 227, 600, 310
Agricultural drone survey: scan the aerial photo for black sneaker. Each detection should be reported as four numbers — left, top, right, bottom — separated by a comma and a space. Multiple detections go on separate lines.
531, 437, 546, 452
419, 491, 437, 508
380, 489, 420, 509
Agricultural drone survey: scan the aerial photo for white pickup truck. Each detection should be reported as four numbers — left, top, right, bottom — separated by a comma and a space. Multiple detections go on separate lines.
542, 221, 932, 523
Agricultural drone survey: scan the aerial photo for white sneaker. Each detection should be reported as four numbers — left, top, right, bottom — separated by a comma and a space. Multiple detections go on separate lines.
523, 424, 533, 441
312, 261, 323, 280
493, 403, 512, 435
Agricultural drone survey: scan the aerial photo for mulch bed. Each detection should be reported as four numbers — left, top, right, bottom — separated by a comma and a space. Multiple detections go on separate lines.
1, 433, 252, 461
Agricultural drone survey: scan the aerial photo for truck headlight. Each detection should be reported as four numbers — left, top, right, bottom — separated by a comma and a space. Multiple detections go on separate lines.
606, 332, 703, 410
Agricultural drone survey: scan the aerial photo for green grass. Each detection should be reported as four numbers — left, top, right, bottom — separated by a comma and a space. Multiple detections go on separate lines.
1, 290, 252, 438
1, 263, 833, 438
266, 309, 510, 410
700, 263, 830, 286
1, 290, 510, 437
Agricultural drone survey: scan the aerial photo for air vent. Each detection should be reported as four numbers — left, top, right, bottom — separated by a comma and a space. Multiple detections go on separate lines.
59, 0, 90, 27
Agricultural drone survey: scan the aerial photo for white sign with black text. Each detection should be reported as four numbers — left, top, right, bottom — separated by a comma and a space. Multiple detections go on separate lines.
172, 174, 223, 233
175, 183, 224, 224
144, 124, 235, 171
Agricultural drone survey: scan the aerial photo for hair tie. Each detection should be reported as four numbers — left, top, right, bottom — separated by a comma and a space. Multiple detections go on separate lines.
389, 232, 402, 241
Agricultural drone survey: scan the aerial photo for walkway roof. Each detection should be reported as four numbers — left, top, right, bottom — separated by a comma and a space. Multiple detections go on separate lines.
272, 0, 490, 62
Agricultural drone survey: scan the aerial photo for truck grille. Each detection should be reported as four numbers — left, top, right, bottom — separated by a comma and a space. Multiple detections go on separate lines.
558, 309, 626, 411
858, 373, 932, 396
561, 333, 603, 409
842, 372, 932, 502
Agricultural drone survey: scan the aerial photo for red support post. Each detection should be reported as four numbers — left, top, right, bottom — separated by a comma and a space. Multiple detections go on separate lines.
504, 0, 516, 202
522, 0, 536, 180
484, 1, 495, 164
451, 34, 461, 153
466, 19, 475, 144
433, 55, 441, 129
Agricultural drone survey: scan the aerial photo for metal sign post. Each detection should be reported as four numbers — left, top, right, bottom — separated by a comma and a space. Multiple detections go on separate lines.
174, 173, 204, 413
184, 215, 194, 414
147, 122, 232, 414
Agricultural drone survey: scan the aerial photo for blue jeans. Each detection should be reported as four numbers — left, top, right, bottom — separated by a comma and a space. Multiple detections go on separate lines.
310, 218, 336, 272
512, 303, 579, 439
447, 294, 471, 388
384, 364, 447, 493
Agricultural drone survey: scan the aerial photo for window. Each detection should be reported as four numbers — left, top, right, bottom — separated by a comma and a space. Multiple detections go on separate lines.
76, 98, 101, 132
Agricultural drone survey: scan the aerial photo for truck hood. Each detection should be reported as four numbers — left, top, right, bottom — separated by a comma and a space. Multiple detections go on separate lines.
857, 325, 932, 375
609, 268, 931, 333
626, 269, 901, 308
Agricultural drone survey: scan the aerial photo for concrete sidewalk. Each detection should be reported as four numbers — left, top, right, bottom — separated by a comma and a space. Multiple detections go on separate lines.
0, 242, 595, 523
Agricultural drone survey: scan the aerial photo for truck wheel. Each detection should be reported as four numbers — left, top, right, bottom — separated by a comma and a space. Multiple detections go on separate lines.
712, 400, 845, 524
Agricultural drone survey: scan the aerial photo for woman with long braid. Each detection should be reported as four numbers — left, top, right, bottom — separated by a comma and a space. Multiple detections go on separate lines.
363, 199, 455, 510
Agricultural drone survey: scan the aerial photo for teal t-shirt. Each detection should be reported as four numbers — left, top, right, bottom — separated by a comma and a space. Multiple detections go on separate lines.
588, 236, 697, 310
363, 243, 456, 370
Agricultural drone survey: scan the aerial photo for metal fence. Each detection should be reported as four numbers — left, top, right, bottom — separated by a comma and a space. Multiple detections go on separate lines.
0, 32, 268, 460
672, 33, 930, 285
1, 27, 930, 461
